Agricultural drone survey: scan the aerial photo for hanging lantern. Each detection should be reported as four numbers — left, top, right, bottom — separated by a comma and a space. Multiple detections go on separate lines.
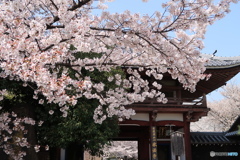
171, 131, 184, 156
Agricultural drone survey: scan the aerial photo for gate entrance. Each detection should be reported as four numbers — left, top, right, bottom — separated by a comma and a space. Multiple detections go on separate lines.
157, 142, 171, 160
103, 140, 138, 160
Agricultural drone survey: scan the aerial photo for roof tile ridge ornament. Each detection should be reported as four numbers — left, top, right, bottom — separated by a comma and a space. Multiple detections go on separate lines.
210, 50, 217, 60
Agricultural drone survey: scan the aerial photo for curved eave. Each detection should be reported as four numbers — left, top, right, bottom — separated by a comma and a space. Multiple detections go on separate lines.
206, 63, 240, 69
204, 54, 240, 69
192, 55, 240, 96
186, 63, 240, 99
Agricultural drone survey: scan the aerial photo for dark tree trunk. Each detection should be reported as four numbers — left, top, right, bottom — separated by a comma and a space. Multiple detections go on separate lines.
14, 103, 39, 160
0, 150, 8, 160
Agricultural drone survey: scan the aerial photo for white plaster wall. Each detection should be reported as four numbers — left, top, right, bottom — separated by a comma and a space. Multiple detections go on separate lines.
156, 113, 183, 121
130, 113, 149, 121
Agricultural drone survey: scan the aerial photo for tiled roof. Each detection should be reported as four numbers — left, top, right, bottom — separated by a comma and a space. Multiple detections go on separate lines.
225, 131, 240, 137
203, 54, 240, 69
191, 132, 236, 144
192, 117, 240, 145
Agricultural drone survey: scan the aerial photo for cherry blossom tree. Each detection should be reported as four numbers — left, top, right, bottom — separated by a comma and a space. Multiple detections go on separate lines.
0, 0, 239, 159
191, 83, 240, 132
1, 0, 238, 123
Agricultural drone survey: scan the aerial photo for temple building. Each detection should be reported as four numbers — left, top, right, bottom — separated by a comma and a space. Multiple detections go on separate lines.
54, 55, 240, 160
116, 55, 240, 160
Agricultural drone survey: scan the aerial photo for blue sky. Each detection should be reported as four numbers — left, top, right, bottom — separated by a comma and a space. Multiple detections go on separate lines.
97, 0, 240, 101
201, 2, 240, 101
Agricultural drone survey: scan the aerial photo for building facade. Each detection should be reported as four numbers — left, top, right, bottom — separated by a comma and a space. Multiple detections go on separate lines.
54, 55, 240, 160
116, 55, 240, 160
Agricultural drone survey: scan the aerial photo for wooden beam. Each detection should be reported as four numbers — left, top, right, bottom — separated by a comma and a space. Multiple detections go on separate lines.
125, 106, 209, 113
119, 120, 185, 127
154, 120, 184, 126
119, 120, 150, 126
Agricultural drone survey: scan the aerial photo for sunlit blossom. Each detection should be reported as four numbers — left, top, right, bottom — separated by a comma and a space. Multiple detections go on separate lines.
49, 110, 54, 115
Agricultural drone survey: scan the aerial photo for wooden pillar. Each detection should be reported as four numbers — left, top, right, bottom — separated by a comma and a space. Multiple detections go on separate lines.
151, 126, 158, 160
184, 118, 192, 160
150, 110, 158, 160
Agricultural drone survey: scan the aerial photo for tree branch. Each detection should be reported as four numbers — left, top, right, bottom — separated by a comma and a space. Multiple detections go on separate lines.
41, 37, 75, 52
69, 0, 91, 11
49, 0, 59, 10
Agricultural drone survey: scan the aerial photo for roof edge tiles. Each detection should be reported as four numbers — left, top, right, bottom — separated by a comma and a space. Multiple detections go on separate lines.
226, 131, 240, 137
202, 54, 240, 69
191, 132, 238, 144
